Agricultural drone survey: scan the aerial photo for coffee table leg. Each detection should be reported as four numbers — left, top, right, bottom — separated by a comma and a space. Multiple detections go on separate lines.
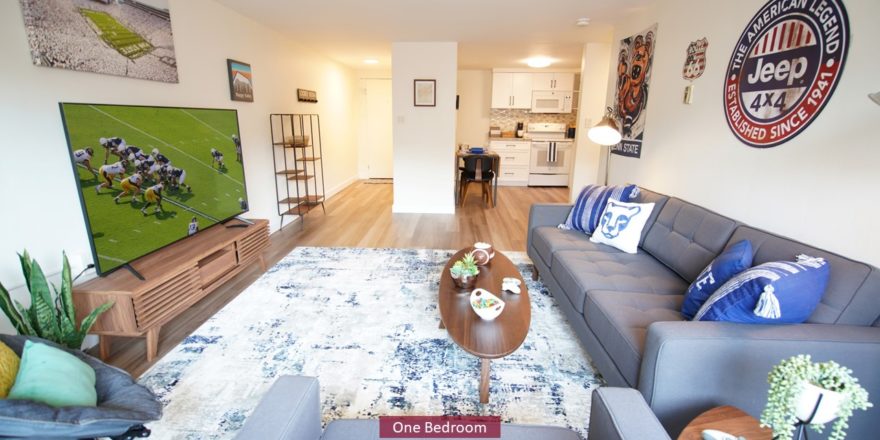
439, 319, 445, 329
480, 358, 490, 403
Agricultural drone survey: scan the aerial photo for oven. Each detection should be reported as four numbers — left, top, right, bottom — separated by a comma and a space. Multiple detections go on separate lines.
528, 140, 573, 186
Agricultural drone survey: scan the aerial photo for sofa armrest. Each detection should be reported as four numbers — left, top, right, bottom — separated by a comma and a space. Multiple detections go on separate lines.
587, 388, 670, 440
527, 204, 572, 250
638, 321, 880, 437
236, 376, 322, 440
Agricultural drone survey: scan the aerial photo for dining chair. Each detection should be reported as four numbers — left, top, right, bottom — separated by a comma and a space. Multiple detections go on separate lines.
459, 155, 496, 208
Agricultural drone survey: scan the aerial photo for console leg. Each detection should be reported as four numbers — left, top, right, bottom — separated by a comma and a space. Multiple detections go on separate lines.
145, 327, 160, 362
480, 358, 490, 404
99, 335, 111, 360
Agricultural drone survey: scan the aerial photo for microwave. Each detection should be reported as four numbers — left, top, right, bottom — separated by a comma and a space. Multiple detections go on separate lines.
531, 90, 573, 113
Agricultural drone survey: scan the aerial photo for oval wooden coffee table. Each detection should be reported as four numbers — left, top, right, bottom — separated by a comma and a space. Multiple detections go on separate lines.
438, 248, 531, 403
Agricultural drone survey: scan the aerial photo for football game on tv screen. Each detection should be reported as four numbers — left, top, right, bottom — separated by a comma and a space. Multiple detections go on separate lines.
60, 103, 248, 275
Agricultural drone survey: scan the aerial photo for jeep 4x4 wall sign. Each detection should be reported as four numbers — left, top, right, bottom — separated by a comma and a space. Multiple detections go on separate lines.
723, 0, 850, 148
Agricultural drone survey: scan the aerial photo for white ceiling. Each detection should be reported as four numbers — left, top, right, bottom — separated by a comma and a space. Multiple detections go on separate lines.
213, 0, 651, 70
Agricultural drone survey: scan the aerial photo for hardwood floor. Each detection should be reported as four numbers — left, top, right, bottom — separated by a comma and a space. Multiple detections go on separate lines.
101, 181, 569, 376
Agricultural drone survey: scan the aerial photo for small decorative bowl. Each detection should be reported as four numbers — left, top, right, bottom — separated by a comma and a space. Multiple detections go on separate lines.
470, 288, 505, 320
472, 242, 494, 266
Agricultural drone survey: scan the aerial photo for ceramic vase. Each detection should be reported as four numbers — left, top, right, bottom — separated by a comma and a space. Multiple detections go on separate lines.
795, 382, 844, 424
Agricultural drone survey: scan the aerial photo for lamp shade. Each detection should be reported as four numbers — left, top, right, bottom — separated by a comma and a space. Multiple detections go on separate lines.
588, 108, 622, 145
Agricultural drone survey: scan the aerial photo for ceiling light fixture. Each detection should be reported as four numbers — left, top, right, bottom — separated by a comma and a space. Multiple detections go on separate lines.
526, 57, 553, 68
363, 59, 379, 65
576, 17, 591, 27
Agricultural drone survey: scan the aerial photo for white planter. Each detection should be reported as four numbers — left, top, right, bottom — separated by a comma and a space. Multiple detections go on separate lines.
795, 382, 844, 424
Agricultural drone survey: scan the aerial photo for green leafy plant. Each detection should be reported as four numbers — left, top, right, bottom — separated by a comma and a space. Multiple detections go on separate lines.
450, 252, 480, 278
761, 354, 872, 440
0, 250, 114, 350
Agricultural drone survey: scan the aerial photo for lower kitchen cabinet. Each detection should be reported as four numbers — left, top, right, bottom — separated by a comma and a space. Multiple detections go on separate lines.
489, 139, 530, 186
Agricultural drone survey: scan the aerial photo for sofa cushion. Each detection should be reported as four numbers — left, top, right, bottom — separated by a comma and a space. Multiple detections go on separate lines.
322, 420, 580, 440
633, 188, 670, 246
551, 250, 687, 314
727, 226, 880, 325
643, 198, 739, 282
531, 226, 608, 268
584, 291, 684, 386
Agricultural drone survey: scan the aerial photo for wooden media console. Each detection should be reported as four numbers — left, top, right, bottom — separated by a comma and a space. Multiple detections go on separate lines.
73, 218, 269, 363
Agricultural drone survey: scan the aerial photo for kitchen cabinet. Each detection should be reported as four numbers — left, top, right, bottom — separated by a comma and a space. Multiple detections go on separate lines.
532, 72, 574, 91
491, 73, 532, 109
489, 139, 531, 186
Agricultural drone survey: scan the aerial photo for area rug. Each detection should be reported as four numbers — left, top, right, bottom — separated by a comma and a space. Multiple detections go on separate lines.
138, 247, 604, 439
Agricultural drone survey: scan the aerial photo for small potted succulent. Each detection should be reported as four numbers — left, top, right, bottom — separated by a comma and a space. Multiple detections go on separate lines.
450, 252, 480, 290
760, 355, 872, 440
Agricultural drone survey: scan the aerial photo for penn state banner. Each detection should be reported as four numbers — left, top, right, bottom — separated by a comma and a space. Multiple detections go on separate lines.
612, 24, 658, 159
724, 0, 850, 148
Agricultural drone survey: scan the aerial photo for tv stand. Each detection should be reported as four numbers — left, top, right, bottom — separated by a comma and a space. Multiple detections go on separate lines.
73, 219, 270, 363
122, 263, 146, 281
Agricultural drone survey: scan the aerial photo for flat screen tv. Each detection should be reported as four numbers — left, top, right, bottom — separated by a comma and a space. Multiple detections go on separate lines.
60, 103, 248, 276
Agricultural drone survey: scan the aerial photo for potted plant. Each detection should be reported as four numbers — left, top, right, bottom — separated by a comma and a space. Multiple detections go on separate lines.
760, 354, 872, 440
0, 251, 113, 350
449, 252, 480, 290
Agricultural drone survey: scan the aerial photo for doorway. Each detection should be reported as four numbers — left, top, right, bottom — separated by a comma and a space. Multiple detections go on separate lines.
361, 78, 393, 179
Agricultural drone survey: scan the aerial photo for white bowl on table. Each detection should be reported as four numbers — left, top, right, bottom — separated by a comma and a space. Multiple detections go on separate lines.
470, 288, 505, 321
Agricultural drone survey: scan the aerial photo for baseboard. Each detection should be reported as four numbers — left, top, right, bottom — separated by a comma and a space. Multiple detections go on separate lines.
325, 175, 358, 199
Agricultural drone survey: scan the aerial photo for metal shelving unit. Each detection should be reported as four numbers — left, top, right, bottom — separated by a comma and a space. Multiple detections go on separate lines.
270, 113, 326, 229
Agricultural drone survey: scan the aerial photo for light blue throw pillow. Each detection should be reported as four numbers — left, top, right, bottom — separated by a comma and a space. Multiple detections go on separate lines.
693, 255, 830, 324
681, 240, 753, 319
560, 184, 640, 234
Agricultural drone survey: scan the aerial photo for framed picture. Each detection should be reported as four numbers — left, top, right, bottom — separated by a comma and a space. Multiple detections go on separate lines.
227, 59, 254, 102
414, 79, 436, 107
19, 0, 178, 83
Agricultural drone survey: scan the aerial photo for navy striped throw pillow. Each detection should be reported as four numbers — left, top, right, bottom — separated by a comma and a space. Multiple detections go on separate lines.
560, 184, 640, 234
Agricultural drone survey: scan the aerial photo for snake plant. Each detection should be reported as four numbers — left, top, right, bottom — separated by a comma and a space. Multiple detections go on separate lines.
0, 250, 113, 349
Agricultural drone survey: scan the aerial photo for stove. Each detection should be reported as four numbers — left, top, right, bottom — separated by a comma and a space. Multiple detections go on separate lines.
525, 123, 573, 187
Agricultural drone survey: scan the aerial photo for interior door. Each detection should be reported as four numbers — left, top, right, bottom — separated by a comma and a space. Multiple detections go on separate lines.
364, 79, 393, 179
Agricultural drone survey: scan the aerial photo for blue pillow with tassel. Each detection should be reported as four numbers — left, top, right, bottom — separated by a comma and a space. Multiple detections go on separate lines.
693, 255, 830, 324
560, 184, 640, 235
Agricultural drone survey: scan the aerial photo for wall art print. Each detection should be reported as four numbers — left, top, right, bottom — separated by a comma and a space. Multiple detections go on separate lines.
227, 59, 254, 102
723, 0, 849, 148
19, 0, 178, 83
683, 38, 709, 81
612, 24, 657, 159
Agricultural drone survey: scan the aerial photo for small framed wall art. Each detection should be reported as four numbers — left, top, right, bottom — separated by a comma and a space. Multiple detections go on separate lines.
297, 89, 318, 103
227, 59, 254, 102
414, 79, 436, 107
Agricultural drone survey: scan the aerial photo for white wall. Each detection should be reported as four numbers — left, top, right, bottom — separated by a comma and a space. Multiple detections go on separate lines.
569, 43, 612, 202
0, 0, 359, 333
456, 69, 492, 148
391, 42, 458, 214
604, 0, 880, 267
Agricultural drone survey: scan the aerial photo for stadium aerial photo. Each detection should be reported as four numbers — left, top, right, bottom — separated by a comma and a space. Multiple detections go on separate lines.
61, 103, 247, 274
20, 0, 178, 82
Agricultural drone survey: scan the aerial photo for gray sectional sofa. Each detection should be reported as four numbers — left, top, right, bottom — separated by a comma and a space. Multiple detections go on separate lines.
236, 376, 671, 440
527, 188, 880, 438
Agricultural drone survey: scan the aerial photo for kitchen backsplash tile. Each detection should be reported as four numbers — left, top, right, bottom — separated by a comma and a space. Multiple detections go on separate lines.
490, 109, 577, 133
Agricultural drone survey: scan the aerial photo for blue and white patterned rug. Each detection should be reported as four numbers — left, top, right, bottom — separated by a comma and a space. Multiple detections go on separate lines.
138, 247, 603, 439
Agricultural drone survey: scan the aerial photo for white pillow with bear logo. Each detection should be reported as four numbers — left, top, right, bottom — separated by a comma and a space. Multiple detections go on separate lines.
589, 199, 655, 254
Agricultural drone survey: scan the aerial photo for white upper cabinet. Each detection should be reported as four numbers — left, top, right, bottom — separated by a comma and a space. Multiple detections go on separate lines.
532, 72, 574, 91
491, 73, 533, 109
